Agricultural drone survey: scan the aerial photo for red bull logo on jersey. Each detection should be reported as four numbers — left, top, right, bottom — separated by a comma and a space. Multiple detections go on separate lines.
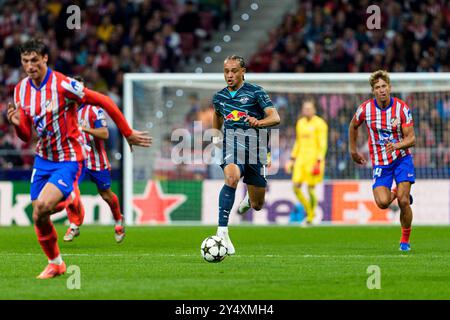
225, 110, 248, 121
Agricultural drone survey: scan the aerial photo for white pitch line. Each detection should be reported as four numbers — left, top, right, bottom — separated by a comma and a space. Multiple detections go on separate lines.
0, 253, 446, 258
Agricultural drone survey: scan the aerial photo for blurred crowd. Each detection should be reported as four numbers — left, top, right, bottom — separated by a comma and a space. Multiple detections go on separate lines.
0, 0, 234, 169
248, 0, 450, 73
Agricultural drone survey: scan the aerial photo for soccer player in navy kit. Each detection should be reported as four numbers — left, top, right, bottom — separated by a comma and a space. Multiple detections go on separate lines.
212, 55, 280, 254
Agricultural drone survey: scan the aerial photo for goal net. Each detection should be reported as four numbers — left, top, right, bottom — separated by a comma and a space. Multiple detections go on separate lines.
123, 73, 450, 225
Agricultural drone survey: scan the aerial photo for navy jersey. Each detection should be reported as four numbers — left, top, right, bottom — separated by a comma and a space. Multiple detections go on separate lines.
212, 82, 275, 165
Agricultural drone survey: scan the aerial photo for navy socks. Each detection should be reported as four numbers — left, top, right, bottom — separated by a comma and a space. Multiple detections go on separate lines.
218, 185, 236, 226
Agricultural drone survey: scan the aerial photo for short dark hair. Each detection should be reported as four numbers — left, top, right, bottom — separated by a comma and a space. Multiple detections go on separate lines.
19, 39, 49, 56
224, 55, 246, 69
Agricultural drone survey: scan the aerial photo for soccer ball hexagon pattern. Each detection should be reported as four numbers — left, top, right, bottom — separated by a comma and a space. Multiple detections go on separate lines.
200, 235, 228, 263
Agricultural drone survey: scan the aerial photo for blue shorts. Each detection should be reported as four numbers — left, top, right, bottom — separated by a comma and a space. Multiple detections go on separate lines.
220, 163, 267, 188
372, 155, 415, 189
79, 167, 112, 191
30, 156, 83, 201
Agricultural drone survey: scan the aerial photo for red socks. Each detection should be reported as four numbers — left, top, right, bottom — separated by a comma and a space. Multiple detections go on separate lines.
65, 189, 123, 225
66, 187, 85, 226
106, 193, 123, 222
401, 227, 411, 244
34, 222, 60, 260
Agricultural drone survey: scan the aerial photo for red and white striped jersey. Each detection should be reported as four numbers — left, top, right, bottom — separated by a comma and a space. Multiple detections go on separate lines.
13, 68, 86, 162
77, 104, 110, 171
353, 97, 414, 166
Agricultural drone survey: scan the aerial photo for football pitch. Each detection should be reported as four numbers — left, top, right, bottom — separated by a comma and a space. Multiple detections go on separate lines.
1, 225, 449, 300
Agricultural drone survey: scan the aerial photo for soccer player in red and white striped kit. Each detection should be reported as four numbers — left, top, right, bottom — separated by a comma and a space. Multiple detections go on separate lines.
349, 70, 416, 252
63, 77, 125, 243
7, 39, 152, 279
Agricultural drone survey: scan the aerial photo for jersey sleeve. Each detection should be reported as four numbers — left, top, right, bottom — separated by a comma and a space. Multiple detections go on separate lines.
400, 103, 414, 127
353, 103, 366, 125
91, 106, 108, 128
255, 87, 274, 109
60, 75, 86, 104
13, 84, 32, 141
212, 93, 221, 113
83, 88, 132, 137
317, 119, 328, 161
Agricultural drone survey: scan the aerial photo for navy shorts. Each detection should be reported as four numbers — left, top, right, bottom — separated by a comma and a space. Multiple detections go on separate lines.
372, 154, 415, 189
220, 163, 267, 188
80, 167, 112, 191
30, 156, 83, 201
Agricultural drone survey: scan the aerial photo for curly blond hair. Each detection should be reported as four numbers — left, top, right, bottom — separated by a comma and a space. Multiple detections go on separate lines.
369, 70, 391, 88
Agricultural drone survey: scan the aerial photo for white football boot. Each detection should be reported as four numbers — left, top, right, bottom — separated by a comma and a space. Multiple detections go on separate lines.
63, 224, 80, 242
237, 192, 251, 215
217, 226, 235, 255
114, 220, 126, 243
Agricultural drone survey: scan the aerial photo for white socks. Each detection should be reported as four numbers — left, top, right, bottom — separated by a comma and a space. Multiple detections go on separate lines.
217, 226, 229, 236
49, 255, 63, 265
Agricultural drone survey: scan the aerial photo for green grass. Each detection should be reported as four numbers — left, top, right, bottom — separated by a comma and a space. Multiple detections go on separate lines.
0, 225, 449, 299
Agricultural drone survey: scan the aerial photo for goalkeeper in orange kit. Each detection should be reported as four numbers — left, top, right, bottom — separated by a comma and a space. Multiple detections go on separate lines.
285, 100, 328, 225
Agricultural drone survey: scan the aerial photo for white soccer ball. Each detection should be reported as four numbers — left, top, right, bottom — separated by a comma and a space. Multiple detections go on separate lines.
200, 235, 228, 263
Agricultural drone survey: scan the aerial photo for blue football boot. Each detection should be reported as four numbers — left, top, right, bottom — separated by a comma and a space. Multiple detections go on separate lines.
399, 242, 411, 252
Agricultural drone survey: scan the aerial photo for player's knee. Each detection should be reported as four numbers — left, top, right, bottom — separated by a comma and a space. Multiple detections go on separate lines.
224, 176, 239, 188
32, 201, 52, 223
375, 198, 390, 210
33, 213, 49, 225
397, 196, 410, 209
34, 199, 54, 215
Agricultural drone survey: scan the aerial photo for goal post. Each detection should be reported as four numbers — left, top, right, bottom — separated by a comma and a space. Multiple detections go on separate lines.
123, 73, 450, 226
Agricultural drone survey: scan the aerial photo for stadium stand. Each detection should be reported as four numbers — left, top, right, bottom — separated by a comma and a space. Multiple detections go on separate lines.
0, 0, 235, 169
248, 0, 450, 73
1, 0, 450, 179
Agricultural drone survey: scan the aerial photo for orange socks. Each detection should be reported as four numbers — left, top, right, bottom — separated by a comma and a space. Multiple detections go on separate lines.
34, 222, 60, 260
66, 188, 85, 226
401, 227, 411, 243
106, 193, 123, 222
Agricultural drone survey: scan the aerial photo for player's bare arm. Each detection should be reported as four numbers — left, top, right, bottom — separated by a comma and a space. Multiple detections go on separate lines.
245, 107, 280, 128
81, 125, 109, 140
348, 117, 367, 165
212, 110, 224, 130
386, 125, 416, 154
